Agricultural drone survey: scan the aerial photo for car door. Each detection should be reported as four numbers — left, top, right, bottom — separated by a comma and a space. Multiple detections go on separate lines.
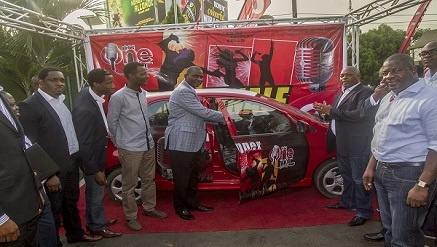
216, 98, 310, 201
148, 98, 215, 183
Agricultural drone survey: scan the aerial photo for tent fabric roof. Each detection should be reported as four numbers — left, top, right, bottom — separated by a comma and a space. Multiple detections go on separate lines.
409, 29, 437, 49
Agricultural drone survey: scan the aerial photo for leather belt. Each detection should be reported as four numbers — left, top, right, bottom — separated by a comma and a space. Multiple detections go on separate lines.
378, 161, 424, 169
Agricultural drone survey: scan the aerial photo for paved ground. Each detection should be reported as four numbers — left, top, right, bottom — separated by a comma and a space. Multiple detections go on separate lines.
62, 220, 389, 247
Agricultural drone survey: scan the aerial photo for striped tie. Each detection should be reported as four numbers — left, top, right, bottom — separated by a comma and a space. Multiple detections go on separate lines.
0, 95, 17, 130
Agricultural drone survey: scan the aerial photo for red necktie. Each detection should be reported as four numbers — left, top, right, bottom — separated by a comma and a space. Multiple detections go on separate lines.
389, 95, 395, 102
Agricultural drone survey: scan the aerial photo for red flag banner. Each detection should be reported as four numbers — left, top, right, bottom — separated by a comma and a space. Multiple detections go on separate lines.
398, 0, 431, 53
238, 0, 272, 20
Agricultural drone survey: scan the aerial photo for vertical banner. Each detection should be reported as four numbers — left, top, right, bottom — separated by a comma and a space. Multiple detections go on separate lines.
182, 0, 202, 22
238, 0, 272, 20
107, 0, 157, 27
87, 23, 344, 110
203, 0, 228, 22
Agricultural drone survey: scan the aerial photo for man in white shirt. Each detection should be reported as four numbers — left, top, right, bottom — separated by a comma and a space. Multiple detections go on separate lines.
72, 68, 121, 239
18, 67, 102, 245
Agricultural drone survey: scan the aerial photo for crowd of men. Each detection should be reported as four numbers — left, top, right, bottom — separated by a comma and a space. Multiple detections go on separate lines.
0, 40, 436, 246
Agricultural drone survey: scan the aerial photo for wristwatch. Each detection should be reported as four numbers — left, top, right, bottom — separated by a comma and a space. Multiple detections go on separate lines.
417, 180, 430, 188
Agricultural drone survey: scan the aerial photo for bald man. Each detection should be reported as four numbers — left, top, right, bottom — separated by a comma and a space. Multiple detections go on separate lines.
314, 66, 377, 227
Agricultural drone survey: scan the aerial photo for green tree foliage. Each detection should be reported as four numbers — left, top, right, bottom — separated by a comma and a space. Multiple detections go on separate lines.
354, 24, 426, 87
0, 0, 105, 101
161, 1, 188, 24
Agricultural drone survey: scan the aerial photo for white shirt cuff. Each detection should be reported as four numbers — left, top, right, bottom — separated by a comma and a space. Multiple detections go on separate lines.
0, 214, 9, 226
370, 95, 380, 106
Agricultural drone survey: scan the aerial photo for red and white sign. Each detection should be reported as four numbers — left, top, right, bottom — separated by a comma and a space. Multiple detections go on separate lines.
86, 23, 345, 109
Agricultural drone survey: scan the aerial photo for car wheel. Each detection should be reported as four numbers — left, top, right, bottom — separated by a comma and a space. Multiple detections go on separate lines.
106, 166, 142, 205
313, 159, 343, 199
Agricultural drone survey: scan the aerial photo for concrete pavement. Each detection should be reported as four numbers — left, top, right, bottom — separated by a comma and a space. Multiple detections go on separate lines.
62, 220, 387, 247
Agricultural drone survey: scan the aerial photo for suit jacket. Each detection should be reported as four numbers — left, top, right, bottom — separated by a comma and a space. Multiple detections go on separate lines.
72, 87, 108, 175
165, 81, 225, 152
326, 83, 377, 156
0, 94, 41, 225
18, 91, 71, 177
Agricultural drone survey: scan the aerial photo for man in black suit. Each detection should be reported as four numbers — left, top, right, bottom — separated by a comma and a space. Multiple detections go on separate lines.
314, 66, 377, 226
18, 67, 102, 245
0, 85, 42, 246
72, 68, 121, 238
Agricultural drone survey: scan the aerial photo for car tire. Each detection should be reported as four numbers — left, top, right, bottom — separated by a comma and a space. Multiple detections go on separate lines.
106, 166, 142, 205
313, 159, 343, 199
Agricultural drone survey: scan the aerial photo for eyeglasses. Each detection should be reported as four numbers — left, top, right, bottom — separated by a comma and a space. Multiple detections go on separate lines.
419, 49, 437, 58
381, 68, 404, 77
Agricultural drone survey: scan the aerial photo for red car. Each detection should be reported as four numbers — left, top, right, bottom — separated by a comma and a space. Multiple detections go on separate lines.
105, 89, 342, 203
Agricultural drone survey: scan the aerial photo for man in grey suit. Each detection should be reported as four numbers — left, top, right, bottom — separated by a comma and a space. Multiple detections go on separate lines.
314, 66, 377, 227
165, 66, 226, 221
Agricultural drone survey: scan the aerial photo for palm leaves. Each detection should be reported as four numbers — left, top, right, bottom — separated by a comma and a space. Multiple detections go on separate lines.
0, 0, 106, 100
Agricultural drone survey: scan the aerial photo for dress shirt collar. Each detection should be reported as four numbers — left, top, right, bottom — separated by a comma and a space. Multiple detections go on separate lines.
424, 70, 437, 84
123, 85, 146, 94
88, 87, 105, 104
181, 80, 196, 92
341, 82, 361, 93
396, 79, 424, 96
0, 85, 3, 91
38, 88, 65, 103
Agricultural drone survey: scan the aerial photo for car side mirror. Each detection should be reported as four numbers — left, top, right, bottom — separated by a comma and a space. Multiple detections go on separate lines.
296, 120, 308, 133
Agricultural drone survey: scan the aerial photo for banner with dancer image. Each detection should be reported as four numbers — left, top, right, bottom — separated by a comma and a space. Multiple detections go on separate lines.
87, 23, 345, 109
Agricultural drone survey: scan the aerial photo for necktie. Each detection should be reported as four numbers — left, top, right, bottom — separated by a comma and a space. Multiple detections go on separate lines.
0, 94, 17, 130
389, 95, 395, 102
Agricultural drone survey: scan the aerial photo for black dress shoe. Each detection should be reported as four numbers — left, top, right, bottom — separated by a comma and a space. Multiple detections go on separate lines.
191, 204, 214, 212
90, 229, 122, 238
66, 234, 103, 243
106, 219, 118, 227
364, 232, 384, 241
176, 210, 195, 220
348, 216, 367, 226
326, 203, 347, 210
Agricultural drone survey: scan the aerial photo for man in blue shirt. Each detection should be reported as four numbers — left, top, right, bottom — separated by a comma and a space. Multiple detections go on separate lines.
362, 53, 437, 246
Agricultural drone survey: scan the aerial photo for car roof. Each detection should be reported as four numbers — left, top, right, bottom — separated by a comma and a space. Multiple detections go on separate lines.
146, 88, 259, 99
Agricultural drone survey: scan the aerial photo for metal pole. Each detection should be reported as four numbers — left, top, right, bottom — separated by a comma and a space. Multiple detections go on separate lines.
106, 0, 111, 28
292, 0, 297, 18
173, 0, 178, 24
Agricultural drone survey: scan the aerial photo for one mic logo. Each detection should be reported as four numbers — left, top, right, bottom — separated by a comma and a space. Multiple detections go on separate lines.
295, 37, 334, 93
105, 43, 118, 70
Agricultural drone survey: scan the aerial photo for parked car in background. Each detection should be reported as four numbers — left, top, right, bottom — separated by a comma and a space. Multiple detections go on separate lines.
105, 89, 343, 204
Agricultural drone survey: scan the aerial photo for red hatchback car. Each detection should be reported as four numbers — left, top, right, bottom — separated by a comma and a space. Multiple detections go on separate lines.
105, 89, 342, 203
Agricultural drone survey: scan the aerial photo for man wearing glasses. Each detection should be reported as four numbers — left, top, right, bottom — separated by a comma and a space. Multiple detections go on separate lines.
420, 41, 437, 87
420, 41, 437, 244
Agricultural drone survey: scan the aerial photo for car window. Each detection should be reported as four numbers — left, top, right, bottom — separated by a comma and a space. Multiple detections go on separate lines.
222, 99, 296, 135
148, 100, 169, 127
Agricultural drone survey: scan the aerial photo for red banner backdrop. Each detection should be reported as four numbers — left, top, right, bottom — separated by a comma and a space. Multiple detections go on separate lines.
87, 23, 344, 109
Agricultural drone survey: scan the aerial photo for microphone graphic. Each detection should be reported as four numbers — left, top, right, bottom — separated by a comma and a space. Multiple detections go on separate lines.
105, 43, 118, 71
271, 145, 280, 161
295, 37, 334, 93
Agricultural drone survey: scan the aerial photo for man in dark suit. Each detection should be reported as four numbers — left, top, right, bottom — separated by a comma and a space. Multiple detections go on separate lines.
18, 67, 102, 245
0, 85, 42, 246
72, 68, 121, 238
314, 66, 377, 226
